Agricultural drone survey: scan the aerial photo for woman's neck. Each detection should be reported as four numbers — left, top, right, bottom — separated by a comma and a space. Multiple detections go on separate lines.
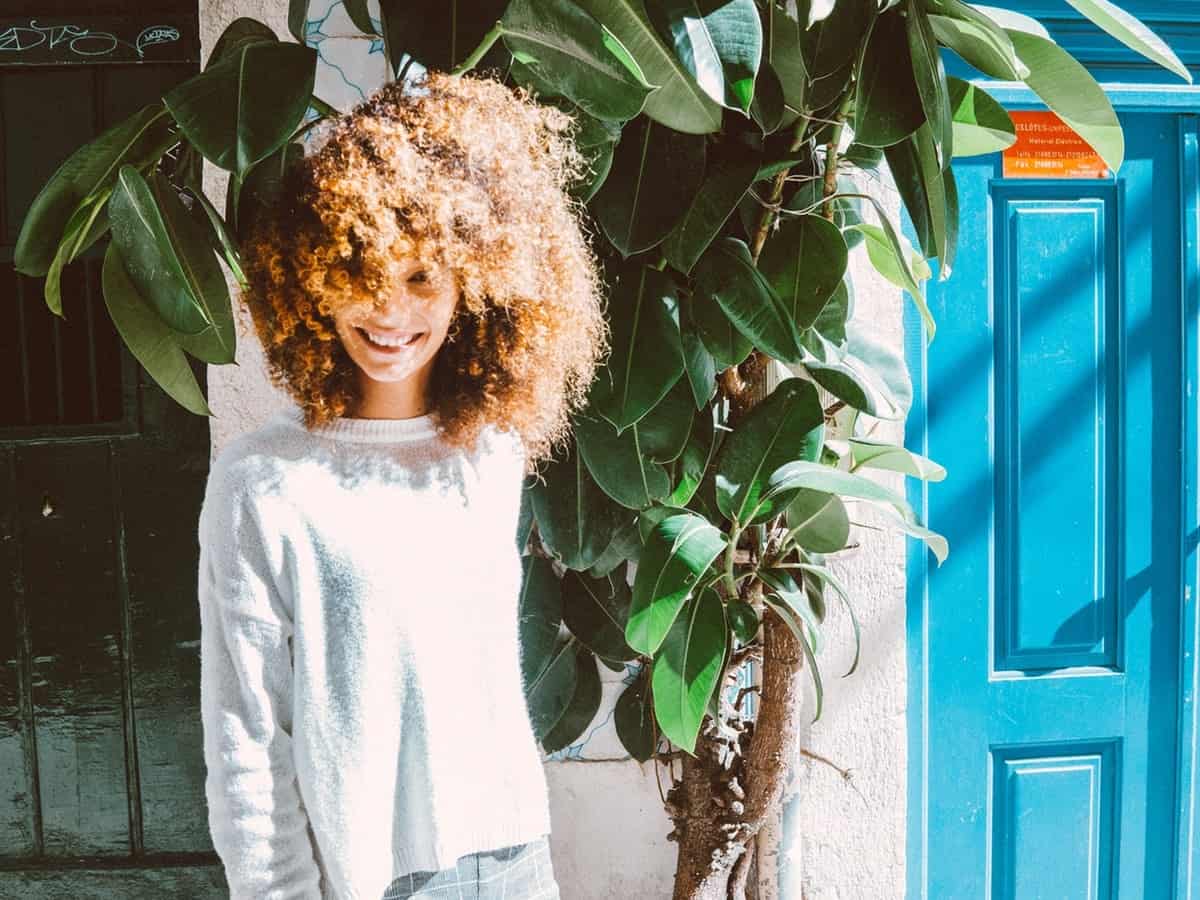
353, 371, 434, 420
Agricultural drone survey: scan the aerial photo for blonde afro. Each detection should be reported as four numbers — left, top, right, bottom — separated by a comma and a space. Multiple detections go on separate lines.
238, 68, 611, 472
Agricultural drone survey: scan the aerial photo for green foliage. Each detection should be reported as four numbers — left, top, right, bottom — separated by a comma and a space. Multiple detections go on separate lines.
12, 0, 1187, 758
164, 36, 317, 178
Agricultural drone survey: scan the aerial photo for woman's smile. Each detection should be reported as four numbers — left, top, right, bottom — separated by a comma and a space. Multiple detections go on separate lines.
356, 325, 427, 355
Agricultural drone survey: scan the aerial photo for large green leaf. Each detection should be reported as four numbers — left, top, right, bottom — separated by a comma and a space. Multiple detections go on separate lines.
973, 5, 1049, 38
519, 556, 584, 741
627, 512, 727, 656
288, 0, 310, 43
714, 377, 824, 524
904, 0, 952, 166
800, 330, 908, 418
651, 585, 727, 753
164, 40, 316, 178
591, 115, 707, 256
822, 320, 913, 417
588, 264, 686, 432
800, 0, 874, 110
942, 166, 959, 276
869, 502, 949, 564
854, 8, 925, 148
846, 436, 946, 480
43, 191, 110, 317
1003, 28, 1124, 172
185, 185, 248, 290
846, 219, 935, 340
377, 0, 508, 75
1064, 0, 1191, 83
925, 0, 1027, 80
680, 297, 719, 409
647, 0, 763, 113
768, 0, 808, 125
796, 326, 907, 422
587, 519, 643, 577
555, 99, 623, 202
750, 52, 787, 135
574, 408, 674, 509
563, 568, 637, 662
108, 167, 235, 359
210, 16, 278, 67
615, 666, 657, 761
759, 567, 825, 636
517, 484, 536, 554
794, 561, 861, 675
783, 488, 850, 553
760, 459, 918, 524
574, 0, 723, 134
635, 374, 696, 463
809, 278, 851, 345
579, 374, 692, 510
663, 154, 761, 275
235, 141, 305, 241
758, 214, 848, 330
691, 273, 754, 368
693, 237, 802, 365
101, 244, 212, 417
526, 635, 578, 740
14, 104, 174, 277
342, 0, 378, 36
528, 440, 625, 569
667, 403, 719, 507
501, 0, 655, 122
728, 598, 760, 645
703, 615, 731, 724
519, 555, 566, 688
884, 122, 949, 266
541, 645, 604, 752
947, 77, 1015, 157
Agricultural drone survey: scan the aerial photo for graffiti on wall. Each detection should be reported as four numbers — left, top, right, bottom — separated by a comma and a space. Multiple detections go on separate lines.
0, 19, 185, 63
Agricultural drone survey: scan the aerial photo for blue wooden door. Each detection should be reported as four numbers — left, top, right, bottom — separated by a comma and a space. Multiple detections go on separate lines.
915, 110, 1196, 897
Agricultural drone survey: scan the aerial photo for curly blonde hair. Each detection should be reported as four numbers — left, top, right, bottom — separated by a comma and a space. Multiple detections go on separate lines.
238, 69, 610, 473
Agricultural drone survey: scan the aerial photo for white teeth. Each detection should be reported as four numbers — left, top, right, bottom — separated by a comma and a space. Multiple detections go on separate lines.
362, 328, 419, 348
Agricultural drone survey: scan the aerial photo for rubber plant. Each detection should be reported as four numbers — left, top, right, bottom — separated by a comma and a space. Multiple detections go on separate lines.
13, 2, 1188, 897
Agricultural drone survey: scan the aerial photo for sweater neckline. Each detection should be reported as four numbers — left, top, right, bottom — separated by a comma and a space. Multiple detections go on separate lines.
277, 405, 440, 443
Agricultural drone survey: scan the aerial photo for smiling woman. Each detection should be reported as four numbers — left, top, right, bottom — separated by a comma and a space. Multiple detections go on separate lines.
196, 66, 607, 900
329, 254, 463, 421
238, 69, 610, 470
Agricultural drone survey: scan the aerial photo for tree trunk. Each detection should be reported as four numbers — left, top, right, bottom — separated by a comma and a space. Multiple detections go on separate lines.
668, 351, 805, 900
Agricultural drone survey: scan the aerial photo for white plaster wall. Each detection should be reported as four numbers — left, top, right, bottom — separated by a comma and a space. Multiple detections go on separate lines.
197, 5, 909, 898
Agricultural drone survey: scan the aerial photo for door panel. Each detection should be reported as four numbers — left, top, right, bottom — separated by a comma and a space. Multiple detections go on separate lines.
0, 6, 223, 894
920, 111, 1187, 898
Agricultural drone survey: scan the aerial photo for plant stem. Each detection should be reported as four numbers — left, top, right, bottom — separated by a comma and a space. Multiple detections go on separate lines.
450, 21, 504, 76
724, 522, 743, 599
821, 91, 855, 221
749, 114, 810, 263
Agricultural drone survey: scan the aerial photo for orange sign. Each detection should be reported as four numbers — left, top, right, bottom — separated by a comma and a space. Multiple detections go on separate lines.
1002, 110, 1109, 179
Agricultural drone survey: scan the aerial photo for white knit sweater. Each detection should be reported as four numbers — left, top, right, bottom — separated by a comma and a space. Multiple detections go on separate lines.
197, 404, 553, 900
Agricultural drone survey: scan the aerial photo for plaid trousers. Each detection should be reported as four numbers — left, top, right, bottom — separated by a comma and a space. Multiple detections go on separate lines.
381, 835, 562, 900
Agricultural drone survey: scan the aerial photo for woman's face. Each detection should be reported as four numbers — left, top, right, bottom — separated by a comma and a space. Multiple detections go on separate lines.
331, 254, 461, 411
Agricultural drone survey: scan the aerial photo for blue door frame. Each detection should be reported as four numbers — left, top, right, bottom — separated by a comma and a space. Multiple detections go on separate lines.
904, 21, 1200, 898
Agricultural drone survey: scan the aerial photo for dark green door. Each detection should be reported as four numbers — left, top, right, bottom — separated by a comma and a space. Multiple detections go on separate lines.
1, 6, 229, 896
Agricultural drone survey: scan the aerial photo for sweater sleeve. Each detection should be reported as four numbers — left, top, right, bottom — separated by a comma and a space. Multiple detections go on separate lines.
197, 462, 324, 900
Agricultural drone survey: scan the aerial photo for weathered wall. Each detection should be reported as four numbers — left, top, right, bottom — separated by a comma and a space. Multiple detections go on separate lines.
197, 3, 909, 898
